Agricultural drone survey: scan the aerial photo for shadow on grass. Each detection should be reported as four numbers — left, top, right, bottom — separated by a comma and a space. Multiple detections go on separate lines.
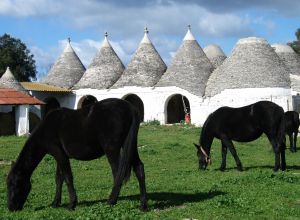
34, 191, 225, 211
213, 165, 300, 171
77, 190, 225, 210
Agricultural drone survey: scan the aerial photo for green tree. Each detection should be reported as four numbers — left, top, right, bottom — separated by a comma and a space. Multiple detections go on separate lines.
288, 28, 300, 55
0, 33, 37, 81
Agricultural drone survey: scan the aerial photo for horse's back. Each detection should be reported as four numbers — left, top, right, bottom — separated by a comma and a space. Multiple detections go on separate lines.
35, 98, 137, 160
251, 101, 284, 128
207, 101, 284, 141
209, 106, 261, 141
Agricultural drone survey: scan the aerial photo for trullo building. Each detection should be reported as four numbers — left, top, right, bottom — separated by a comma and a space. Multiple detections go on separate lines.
10, 28, 300, 128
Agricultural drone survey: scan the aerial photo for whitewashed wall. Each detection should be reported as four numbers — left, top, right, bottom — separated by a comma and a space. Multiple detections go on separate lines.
199, 87, 292, 124
28, 86, 293, 127
15, 105, 29, 136
74, 86, 203, 125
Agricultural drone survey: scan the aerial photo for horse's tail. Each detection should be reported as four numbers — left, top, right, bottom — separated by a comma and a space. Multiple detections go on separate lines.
277, 111, 286, 148
115, 108, 140, 185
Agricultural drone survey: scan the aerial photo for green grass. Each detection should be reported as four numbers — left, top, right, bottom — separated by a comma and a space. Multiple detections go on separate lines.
1, 125, 300, 219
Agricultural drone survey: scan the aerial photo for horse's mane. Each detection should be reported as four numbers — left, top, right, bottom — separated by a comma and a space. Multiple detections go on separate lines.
200, 112, 213, 147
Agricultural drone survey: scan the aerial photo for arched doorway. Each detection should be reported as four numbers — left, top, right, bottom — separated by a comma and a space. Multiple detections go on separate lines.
42, 97, 60, 119
166, 94, 190, 124
123, 94, 144, 122
77, 95, 98, 109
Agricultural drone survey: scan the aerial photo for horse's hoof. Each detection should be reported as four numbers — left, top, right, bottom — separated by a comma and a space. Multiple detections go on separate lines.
67, 200, 77, 211
67, 204, 76, 211
139, 203, 148, 212
237, 167, 243, 172
107, 198, 117, 206
219, 167, 226, 172
51, 201, 60, 208
273, 167, 279, 172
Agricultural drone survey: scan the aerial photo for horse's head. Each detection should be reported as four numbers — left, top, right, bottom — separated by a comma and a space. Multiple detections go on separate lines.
194, 143, 211, 170
7, 168, 31, 211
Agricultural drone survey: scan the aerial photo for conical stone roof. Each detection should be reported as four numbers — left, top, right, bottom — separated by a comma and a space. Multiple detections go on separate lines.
290, 74, 300, 93
73, 33, 125, 89
42, 38, 86, 89
203, 44, 227, 69
272, 44, 300, 76
0, 67, 27, 93
205, 37, 291, 97
156, 27, 214, 96
112, 28, 167, 88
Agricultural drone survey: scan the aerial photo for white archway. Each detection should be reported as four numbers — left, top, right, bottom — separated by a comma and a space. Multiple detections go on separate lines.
164, 94, 190, 124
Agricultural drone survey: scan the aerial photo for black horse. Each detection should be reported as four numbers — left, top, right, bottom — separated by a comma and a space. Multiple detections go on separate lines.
194, 101, 286, 172
7, 98, 147, 211
284, 111, 300, 152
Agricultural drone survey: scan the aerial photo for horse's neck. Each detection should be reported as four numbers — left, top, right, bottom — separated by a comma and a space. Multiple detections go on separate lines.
200, 127, 213, 153
12, 139, 45, 177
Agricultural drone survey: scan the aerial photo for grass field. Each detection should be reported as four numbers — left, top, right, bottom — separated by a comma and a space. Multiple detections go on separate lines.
1, 124, 300, 219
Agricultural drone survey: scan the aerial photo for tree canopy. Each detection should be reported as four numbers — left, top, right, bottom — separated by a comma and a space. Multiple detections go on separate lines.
288, 28, 300, 55
0, 34, 37, 81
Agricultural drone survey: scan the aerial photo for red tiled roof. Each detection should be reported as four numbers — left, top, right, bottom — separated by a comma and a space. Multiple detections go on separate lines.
0, 88, 44, 105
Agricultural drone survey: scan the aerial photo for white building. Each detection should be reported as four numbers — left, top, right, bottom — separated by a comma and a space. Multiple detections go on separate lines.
0, 67, 44, 135
20, 27, 300, 126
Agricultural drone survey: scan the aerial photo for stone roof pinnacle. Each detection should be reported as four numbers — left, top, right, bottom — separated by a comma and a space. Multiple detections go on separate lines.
183, 25, 195, 41
102, 32, 111, 47
141, 27, 151, 44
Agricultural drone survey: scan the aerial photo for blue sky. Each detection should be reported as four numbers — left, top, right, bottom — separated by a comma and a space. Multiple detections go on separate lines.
0, 0, 300, 80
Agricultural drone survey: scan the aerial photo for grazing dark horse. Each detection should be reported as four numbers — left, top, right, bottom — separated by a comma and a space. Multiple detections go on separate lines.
194, 101, 286, 172
7, 98, 147, 211
284, 111, 300, 152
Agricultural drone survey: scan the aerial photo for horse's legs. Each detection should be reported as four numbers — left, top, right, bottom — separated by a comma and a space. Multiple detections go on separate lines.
280, 144, 286, 171
289, 133, 295, 152
132, 152, 147, 211
51, 164, 63, 208
107, 150, 122, 206
269, 138, 281, 171
107, 151, 120, 183
220, 141, 228, 171
293, 131, 297, 152
222, 138, 243, 171
63, 159, 77, 210
54, 153, 77, 210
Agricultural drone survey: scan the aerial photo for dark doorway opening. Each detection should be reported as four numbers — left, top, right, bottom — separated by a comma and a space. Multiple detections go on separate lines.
166, 94, 190, 124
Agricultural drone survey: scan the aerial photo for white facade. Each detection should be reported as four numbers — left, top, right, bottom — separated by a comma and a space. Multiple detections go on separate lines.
65, 86, 292, 126
15, 105, 29, 136
73, 87, 202, 124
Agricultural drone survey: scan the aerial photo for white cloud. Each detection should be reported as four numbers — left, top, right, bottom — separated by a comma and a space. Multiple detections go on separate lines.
0, 0, 254, 38
198, 13, 253, 37
253, 17, 276, 34
4, 0, 295, 78
0, 0, 61, 16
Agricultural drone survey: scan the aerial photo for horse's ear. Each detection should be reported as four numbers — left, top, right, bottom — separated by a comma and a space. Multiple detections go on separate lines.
193, 143, 200, 150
